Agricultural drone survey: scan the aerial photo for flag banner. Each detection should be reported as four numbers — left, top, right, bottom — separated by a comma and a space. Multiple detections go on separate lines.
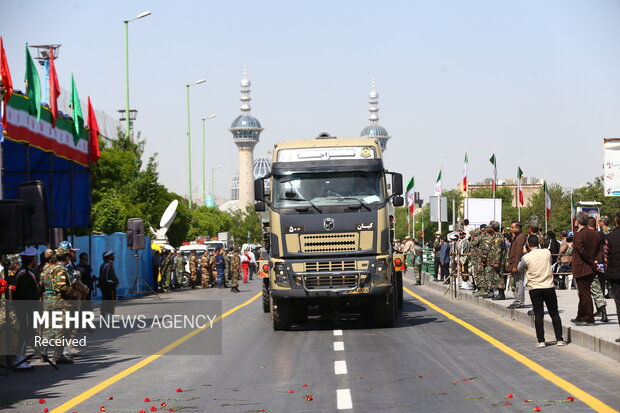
69, 74, 84, 144
24, 43, 42, 122
49, 49, 60, 128
517, 166, 524, 205
87, 96, 101, 163
489, 153, 497, 192
462, 152, 468, 191
570, 191, 576, 221
3, 92, 90, 166
1, 36, 13, 131
406, 177, 415, 215
543, 181, 551, 220
434, 169, 442, 196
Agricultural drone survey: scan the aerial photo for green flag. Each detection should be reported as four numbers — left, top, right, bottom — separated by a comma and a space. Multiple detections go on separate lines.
24, 43, 42, 122
69, 74, 84, 144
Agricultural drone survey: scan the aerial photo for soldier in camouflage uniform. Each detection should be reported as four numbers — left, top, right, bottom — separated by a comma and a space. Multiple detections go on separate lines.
173, 252, 185, 288
160, 250, 172, 290
41, 246, 73, 364
413, 241, 423, 285
208, 251, 217, 288
471, 227, 488, 297
230, 247, 241, 292
200, 251, 210, 288
485, 221, 507, 300
189, 251, 198, 289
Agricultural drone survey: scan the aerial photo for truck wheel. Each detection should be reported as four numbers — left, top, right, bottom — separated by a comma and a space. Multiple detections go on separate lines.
396, 272, 404, 309
271, 296, 292, 331
374, 291, 395, 327
262, 279, 270, 313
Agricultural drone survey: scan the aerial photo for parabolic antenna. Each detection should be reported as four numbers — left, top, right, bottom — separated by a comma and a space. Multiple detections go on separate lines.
160, 200, 179, 229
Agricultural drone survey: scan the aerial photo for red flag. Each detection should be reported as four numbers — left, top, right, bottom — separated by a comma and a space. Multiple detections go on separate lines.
0, 36, 13, 130
48, 48, 60, 127
87, 97, 100, 163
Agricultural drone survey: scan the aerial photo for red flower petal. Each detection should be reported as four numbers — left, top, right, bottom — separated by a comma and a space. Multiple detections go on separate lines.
39, 399, 46, 404
524, 399, 530, 402
305, 395, 314, 401
108, 396, 113, 400
534, 407, 541, 412
43, 409, 49, 413
507, 393, 514, 399
144, 398, 151, 402
99, 407, 106, 412
139, 411, 147, 413
302, 384, 309, 387
505, 401, 512, 405
175, 388, 183, 393
288, 389, 295, 393
10, 285, 16, 291
567, 396, 575, 402
160, 402, 167, 407
150, 407, 157, 412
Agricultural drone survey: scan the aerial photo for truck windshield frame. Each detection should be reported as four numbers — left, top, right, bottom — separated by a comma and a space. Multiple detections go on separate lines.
272, 171, 386, 211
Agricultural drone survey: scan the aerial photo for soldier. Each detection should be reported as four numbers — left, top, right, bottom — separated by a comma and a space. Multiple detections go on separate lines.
458, 231, 471, 288
485, 221, 507, 300
189, 251, 198, 289
174, 252, 185, 288
200, 251, 210, 288
208, 250, 217, 287
160, 250, 173, 291
230, 247, 241, 293
41, 246, 74, 364
413, 240, 423, 285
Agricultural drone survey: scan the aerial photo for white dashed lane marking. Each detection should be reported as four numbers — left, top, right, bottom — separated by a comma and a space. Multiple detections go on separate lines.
333, 341, 345, 351
334, 360, 348, 375
337, 388, 353, 410
333, 329, 343, 336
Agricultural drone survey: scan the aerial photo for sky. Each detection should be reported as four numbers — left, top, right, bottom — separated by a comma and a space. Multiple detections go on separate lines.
3, 0, 620, 204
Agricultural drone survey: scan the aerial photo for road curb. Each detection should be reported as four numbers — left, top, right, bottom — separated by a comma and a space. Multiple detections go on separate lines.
408, 271, 620, 362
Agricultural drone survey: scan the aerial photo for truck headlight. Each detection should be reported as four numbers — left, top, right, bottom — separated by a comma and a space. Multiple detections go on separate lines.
274, 263, 290, 287
372, 259, 388, 283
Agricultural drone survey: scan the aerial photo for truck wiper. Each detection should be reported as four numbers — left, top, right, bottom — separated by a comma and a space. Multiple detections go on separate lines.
278, 197, 322, 213
327, 196, 371, 211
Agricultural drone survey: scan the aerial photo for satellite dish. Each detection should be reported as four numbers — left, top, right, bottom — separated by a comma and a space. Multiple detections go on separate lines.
160, 199, 179, 229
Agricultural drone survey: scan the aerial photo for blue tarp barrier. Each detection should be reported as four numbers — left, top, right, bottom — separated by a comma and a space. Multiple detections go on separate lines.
39, 233, 154, 300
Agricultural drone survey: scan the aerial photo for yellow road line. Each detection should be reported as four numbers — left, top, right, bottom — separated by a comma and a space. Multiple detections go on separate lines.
404, 287, 618, 413
51, 292, 262, 413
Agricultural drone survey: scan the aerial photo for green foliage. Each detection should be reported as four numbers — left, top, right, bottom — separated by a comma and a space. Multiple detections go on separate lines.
229, 205, 262, 244
187, 206, 232, 240
91, 190, 127, 234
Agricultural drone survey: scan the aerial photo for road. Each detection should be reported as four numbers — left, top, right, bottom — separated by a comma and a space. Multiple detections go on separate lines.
2, 274, 619, 413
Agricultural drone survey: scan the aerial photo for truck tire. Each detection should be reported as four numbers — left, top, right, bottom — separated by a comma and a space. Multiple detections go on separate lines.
262, 279, 270, 313
396, 272, 403, 309
374, 291, 395, 327
271, 296, 292, 331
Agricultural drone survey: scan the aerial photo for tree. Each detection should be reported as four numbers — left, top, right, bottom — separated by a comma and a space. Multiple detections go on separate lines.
229, 205, 262, 245
187, 206, 232, 240
469, 186, 518, 230
91, 190, 127, 234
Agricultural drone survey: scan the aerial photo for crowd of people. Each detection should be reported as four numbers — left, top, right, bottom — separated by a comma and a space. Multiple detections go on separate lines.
396, 214, 620, 347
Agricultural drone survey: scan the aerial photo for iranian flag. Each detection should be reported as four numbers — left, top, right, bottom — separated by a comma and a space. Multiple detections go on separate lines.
489, 153, 497, 192
517, 166, 524, 205
544, 181, 551, 220
462, 152, 468, 191
406, 177, 415, 215
570, 191, 576, 227
87, 96, 101, 163
434, 169, 442, 196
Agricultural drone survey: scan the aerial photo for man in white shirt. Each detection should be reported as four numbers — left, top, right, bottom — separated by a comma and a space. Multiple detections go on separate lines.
517, 235, 566, 348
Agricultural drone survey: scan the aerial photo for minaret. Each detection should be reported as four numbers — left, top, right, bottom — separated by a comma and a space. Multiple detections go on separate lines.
230, 67, 263, 209
360, 79, 391, 152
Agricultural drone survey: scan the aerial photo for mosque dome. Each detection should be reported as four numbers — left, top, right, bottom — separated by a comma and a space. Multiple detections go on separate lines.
360, 79, 391, 152
231, 115, 262, 129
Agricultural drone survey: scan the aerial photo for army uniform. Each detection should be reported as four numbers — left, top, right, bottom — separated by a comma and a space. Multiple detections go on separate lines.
469, 231, 481, 293
473, 230, 490, 296
189, 252, 198, 289
41, 259, 71, 360
208, 253, 217, 287
413, 244, 423, 284
485, 227, 507, 299
230, 251, 241, 292
161, 253, 172, 289
174, 253, 185, 287
200, 253, 210, 288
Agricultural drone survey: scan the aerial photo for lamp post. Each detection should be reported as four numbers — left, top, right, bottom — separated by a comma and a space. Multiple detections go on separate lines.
124, 10, 151, 140
211, 165, 222, 201
202, 114, 217, 204
186, 79, 207, 208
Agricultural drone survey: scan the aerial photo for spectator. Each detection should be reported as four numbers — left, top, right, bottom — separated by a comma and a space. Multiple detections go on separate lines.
433, 232, 442, 281
571, 211, 601, 326
518, 235, 566, 348
557, 231, 573, 289
99, 250, 120, 317
603, 212, 620, 343
546, 231, 560, 266
439, 237, 451, 282
507, 221, 527, 309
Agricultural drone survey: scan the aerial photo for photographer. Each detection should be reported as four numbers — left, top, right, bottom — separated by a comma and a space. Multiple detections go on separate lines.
518, 235, 566, 348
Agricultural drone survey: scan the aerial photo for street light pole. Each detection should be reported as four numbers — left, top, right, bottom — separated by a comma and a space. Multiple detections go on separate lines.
186, 79, 207, 208
202, 114, 216, 204
124, 11, 151, 140
211, 165, 221, 201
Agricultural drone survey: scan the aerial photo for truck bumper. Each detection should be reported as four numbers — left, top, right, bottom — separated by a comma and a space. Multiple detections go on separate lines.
270, 284, 392, 299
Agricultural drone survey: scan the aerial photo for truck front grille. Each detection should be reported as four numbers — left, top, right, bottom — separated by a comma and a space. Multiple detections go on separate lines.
303, 274, 359, 288
304, 261, 356, 272
300, 233, 358, 253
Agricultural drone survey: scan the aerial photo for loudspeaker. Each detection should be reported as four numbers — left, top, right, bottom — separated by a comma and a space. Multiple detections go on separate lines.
0, 200, 25, 253
18, 180, 48, 246
126, 218, 145, 250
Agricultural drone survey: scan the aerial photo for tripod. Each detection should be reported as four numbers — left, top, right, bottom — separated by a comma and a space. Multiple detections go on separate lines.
128, 250, 160, 299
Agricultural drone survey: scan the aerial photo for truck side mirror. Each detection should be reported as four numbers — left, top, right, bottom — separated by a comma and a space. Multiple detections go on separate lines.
255, 200, 266, 212
392, 173, 403, 195
254, 178, 265, 201
392, 196, 404, 207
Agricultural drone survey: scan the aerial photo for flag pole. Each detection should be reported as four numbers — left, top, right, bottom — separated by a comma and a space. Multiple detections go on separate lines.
544, 178, 548, 234
438, 160, 442, 235
492, 147, 496, 221
517, 163, 521, 222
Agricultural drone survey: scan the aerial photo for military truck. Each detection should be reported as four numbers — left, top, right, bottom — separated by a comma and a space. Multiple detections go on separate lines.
254, 134, 405, 330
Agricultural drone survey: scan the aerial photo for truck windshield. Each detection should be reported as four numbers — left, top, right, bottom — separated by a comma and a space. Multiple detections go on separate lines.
273, 172, 383, 209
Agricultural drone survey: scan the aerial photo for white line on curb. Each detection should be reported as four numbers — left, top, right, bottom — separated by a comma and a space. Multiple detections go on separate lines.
337, 388, 353, 410
334, 360, 347, 375
333, 330, 343, 336
333, 341, 345, 351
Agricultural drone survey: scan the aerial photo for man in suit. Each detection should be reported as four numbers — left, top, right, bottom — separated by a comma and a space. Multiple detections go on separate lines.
507, 221, 528, 309
603, 212, 620, 342
571, 211, 602, 325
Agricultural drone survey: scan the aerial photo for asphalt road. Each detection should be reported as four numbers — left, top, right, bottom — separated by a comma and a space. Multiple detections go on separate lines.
2, 276, 619, 413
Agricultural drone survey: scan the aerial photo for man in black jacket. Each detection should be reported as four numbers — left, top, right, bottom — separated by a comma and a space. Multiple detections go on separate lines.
604, 212, 620, 342
13, 247, 41, 369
